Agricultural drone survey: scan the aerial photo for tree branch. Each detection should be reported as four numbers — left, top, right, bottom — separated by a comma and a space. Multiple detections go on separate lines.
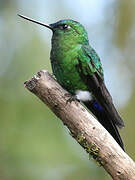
24, 70, 135, 180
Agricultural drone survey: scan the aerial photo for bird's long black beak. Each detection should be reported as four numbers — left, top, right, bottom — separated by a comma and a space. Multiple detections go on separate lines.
18, 14, 53, 30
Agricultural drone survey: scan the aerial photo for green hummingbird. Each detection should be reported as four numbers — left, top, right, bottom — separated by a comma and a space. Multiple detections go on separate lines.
18, 14, 125, 150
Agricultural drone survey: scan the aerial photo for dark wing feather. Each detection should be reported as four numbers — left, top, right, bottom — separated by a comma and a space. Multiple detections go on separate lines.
77, 45, 124, 128
84, 101, 124, 150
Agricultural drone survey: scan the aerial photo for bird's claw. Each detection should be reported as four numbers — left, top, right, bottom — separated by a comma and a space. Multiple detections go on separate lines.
65, 93, 80, 104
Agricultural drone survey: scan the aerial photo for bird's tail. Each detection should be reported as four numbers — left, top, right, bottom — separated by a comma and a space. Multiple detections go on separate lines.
84, 100, 124, 150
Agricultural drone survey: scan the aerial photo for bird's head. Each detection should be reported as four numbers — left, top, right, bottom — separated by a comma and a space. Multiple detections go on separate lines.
18, 15, 89, 45
50, 19, 88, 44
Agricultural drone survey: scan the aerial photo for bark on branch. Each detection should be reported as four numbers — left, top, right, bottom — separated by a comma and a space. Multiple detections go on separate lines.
24, 70, 135, 180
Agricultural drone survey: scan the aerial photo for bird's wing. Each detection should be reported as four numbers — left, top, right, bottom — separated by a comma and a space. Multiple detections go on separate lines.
77, 45, 124, 128
82, 45, 104, 80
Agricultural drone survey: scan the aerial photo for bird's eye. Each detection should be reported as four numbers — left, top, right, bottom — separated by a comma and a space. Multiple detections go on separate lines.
60, 24, 71, 30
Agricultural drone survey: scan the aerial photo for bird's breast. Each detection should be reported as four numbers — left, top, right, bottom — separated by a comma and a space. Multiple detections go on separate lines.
50, 44, 88, 94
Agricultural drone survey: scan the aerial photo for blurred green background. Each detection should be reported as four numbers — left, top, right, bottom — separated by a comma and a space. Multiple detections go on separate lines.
0, 0, 135, 179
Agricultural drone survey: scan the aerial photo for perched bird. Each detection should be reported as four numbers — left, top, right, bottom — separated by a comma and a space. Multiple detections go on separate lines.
18, 14, 125, 150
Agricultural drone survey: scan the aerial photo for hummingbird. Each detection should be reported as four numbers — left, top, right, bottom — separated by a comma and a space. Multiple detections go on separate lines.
18, 14, 125, 150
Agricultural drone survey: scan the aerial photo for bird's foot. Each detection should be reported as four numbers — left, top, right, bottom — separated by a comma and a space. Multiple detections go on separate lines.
65, 93, 80, 104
